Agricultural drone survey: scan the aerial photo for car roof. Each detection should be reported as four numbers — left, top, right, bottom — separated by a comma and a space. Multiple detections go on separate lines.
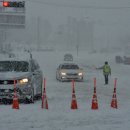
64, 53, 72, 56
60, 63, 78, 66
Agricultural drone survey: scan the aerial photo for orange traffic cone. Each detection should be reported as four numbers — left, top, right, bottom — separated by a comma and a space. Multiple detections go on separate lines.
91, 92, 98, 110
71, 80, 78, 109
41, 92, 48, 109
111, 92, 118, 109
111, 78, 118, 109
91, 77, 98, 110
71, 92, 78, 109
12, 97, 19, 109
41, 78, 48, 109
12, 80, 19, 109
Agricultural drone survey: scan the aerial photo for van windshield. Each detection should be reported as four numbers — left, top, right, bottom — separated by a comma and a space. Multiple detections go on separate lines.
0, 61, 29, 72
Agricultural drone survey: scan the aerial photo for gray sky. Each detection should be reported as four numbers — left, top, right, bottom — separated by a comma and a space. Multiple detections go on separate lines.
2, 0, 130, 51
25, 0, 130, 51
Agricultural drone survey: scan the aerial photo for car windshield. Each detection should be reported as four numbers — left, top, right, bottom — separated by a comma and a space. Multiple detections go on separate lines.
0, 61, 29, 72
65, 54, 72, 57
61, 64, 79, 69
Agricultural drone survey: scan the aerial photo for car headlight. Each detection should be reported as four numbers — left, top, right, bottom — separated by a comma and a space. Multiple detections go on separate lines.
78, 72, 83, 76
19, 78, 29, 84
61, 72, 66, 76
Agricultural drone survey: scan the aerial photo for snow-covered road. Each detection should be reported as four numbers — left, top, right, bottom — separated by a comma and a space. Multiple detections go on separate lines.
0, 50, 130, 130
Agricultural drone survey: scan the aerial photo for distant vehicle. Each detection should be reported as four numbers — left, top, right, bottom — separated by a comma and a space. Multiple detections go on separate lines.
123, 46, 130, 65
123, 56, 130, 65
0, 54, 43, 104
8, 53, 15, 58
115, 56, 123, 63
64, 54, 73, 61
56, 63, 84, 82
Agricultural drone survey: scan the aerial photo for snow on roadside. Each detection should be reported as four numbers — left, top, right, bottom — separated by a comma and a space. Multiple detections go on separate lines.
0, 50, 130, 130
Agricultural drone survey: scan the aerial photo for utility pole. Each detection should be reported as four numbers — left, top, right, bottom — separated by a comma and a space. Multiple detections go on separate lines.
76, 21, 79, 56
106, 28, 110, 52
37, 16, 40, 50
84, 16, 94, 52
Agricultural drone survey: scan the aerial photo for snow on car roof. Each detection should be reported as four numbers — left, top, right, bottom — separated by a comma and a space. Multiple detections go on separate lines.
64, 53, 73, 56
0, 52, 32, 62
61, 63, 79, 66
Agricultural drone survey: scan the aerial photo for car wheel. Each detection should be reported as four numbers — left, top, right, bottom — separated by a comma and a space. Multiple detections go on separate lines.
81, 77, 84, 82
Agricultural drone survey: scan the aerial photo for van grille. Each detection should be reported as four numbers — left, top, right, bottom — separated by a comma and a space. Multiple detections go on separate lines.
0, 80, 15, 85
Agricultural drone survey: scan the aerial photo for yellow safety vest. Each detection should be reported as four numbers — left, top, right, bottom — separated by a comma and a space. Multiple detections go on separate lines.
103, 65, 111, 74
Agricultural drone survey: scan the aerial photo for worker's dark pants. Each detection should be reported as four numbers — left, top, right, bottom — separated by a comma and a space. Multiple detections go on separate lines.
104, 74, 109, 84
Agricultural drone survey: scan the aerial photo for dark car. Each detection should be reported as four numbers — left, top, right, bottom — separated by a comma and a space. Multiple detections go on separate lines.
123, 56, 130, 65
115, 56, 123, 63
64, 54, 73, 61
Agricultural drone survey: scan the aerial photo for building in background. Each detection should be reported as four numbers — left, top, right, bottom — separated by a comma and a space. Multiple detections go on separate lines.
0, 1, 25, 52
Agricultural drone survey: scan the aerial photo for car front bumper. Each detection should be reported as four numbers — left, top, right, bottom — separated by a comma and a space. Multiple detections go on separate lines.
60, 75, 83, 81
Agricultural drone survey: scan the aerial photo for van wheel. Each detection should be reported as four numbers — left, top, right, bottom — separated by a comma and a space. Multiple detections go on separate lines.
31, 87, 35, 103
25, 87, 34, 103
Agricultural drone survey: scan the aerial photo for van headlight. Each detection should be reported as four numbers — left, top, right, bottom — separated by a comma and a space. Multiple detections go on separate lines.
78, 72, 83, 76
19, 78, 29, 84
